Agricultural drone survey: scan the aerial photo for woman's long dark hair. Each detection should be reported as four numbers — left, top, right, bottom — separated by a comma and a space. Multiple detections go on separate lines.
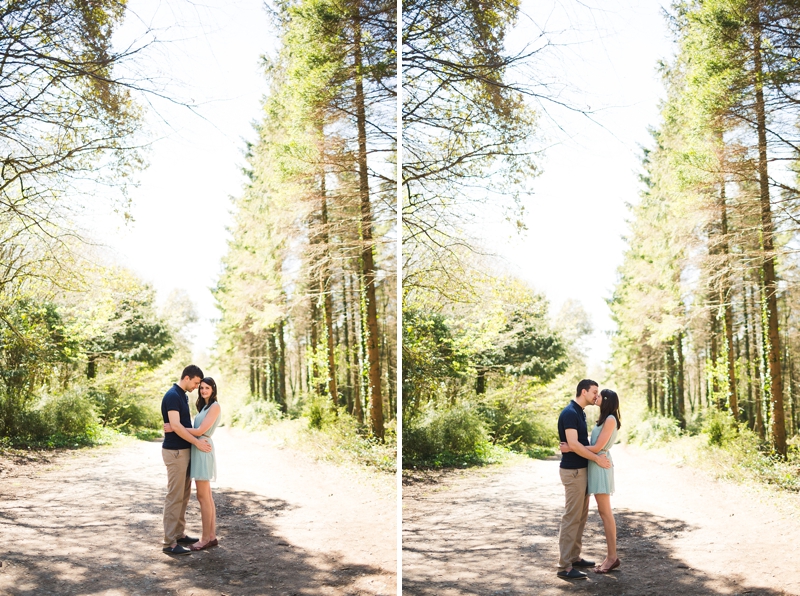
597, 388, 621, 430
196, 377, 218, 413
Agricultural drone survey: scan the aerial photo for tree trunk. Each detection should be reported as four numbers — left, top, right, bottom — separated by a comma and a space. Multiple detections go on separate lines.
753, 19, 787, 456
319, 143, 339, 411
743, 279, 754, 428
675, 334, 686, 429
476, 368, 487, 395
350, 272, 364, 424
87, 354, 98, 380
341, 278, 354, 414
719, 182, 739, 421
353, 0, 384, 439
709, 308, 721, 408
249, 337, 256, 397
277, 319, 287, 413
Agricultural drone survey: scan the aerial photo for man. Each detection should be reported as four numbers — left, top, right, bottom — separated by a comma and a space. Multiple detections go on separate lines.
161, 364, 212, 555
556, 379, 611, 580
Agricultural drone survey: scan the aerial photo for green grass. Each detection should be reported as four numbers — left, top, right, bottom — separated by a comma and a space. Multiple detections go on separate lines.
245, 416, 397, 475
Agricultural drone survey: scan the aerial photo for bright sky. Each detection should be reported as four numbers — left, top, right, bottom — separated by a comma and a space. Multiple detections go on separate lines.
485, 1, 675, 369
82, 0, 673, 368
84, 0, 273, 355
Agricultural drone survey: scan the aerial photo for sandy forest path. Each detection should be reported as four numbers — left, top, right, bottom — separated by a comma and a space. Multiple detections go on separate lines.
0, 426, 396, 596
403, 444, 800, 596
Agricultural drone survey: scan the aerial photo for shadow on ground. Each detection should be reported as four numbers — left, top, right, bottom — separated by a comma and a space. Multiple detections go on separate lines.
403, 489, 784, 596
1, 483, 384, 595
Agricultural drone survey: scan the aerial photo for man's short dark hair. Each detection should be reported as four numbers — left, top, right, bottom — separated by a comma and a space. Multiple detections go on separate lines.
576, 379, 598, 397
181, 364, 204, 380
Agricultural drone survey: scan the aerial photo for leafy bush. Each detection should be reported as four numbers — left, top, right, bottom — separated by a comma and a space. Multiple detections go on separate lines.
477, 397, 557, 452
231, 399, 284, 430
87, 382, 161, 431
3, 392, 108, 448
403, 404, 492, 466
303, 396, 337, 430
627, 414, 682, 446
702, 409, 739, 447
39, 392, 98, 437
301, 414, 396, 473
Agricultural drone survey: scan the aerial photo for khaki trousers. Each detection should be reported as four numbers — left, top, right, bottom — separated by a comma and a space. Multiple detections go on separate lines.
162, 448, 191, 545
558, 467, 589, 571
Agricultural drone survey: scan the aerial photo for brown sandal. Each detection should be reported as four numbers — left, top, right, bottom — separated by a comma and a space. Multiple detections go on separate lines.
190, 539, 218, 551
594, 558, 620, 573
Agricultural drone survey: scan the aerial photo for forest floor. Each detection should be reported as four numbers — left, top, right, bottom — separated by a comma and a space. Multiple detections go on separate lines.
403, 443, 800, 596
0, 426, 397, 596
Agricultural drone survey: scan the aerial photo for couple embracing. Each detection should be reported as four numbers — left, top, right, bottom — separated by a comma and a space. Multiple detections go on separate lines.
556, 379, 622, 580
160, 365, 222, 555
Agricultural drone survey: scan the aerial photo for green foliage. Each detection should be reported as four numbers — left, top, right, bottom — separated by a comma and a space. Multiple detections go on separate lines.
39, 392, 99, 438
627, 414, 683, 447
231, 399, 284, 431
403, 404, 492, 466
402, 308, 468, 419
477, 394, 557, 452
300, 414, 396, 474
0, 298, 78, 436
87, 380, 161, 431
1, 391, 105, 448
303, 396, 337, 430
702, 409, 739, 447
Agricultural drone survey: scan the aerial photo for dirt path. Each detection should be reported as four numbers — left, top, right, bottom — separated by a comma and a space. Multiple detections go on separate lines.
403, 444, 800, 596
0, 426, 396, 596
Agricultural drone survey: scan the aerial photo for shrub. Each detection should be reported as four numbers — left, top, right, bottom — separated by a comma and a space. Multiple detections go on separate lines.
703, 410, 739, 447
39, 392, 99, 437
477, 398, 557, 452
627, 414, 682, 446
403, 404, 490, 465
303, 396, 336, 430
88, 383, 160, 431
301, 414, 396, 473
231, 399, 284, 430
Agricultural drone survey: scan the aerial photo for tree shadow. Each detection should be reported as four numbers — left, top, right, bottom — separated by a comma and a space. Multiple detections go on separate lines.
0, 483, 387, 595
403, 487, 787, 596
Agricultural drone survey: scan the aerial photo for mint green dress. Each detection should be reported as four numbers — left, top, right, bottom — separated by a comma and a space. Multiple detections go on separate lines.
587, 415, 618, 495
190, 404, 220, 482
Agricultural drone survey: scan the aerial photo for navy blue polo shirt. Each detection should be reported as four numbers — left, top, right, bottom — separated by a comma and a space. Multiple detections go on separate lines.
161, 383, 192, 450
558, 399, 589, 469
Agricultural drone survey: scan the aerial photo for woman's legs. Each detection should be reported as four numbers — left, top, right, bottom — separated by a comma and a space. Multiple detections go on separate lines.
594, 493, 617, 568
195, 480, 216, 544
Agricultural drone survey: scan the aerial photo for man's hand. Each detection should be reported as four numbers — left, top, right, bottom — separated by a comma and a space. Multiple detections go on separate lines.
163, 423, 172, 433
196, 439, 212, 453
559, 442, 571, 453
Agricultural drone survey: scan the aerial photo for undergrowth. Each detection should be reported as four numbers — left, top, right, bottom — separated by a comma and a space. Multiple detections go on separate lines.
627, 411, 800, 493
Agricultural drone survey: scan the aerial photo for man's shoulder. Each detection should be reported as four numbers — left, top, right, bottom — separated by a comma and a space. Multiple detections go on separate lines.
558, 401, 581, 426
558, 401, 578, 418
161, 385, 183, 405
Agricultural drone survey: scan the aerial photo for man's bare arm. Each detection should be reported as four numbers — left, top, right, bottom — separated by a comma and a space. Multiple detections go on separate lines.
166, 410, 211, 453
565, 428, 610, 468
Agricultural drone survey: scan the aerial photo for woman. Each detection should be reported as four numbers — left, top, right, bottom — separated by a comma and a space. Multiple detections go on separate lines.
165, 376, 221, 551
584, 388, 621, 574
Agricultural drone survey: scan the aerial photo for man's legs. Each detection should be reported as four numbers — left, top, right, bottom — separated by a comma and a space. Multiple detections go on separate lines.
162, 448, 191, 545
558, 467, 588, 571
176, 455, 192, 540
